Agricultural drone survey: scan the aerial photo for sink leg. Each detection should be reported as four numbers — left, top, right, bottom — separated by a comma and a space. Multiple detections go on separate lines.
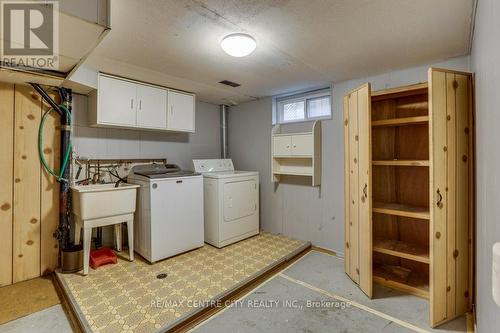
83, 227, 92, 275
127, 219, 134, 261
114, 224, 122, 252
74, 218, 82, 245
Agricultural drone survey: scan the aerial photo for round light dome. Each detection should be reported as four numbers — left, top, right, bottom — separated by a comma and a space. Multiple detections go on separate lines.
220, 33, 256, 57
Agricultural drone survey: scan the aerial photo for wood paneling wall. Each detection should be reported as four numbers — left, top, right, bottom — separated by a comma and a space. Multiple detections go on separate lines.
0, 83, 60, 286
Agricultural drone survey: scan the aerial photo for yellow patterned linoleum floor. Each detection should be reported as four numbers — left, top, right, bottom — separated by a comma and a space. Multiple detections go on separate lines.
57, 232, 308, 333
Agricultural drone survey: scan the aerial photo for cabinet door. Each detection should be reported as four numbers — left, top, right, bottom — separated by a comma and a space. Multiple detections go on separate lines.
429, 68, 473, 327
136, 85, 167, 129
167, 90, 195, 132
98, 75, 137, 126
291, 134, 313, 156
273, 136, 292, 156
344, 83, 372, 298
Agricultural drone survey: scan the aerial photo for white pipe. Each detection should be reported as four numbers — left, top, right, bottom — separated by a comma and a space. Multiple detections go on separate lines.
220, 105, 229, 158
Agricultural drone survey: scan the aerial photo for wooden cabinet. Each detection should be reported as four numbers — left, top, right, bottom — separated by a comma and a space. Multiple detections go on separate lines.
89, 73, 195, 132
167, 90, 195, 132
271, 121, 321, 186
343, 68, 474, 327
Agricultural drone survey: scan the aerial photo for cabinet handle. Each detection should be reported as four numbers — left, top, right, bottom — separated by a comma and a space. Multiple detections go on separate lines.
293, 144, 296, 148
176, 180, 183, 184
139, 100, 142, 110
363, 184, 367, 198
286, 145, 290, 148
170, 106, 173, 115
436, 188, 443, 208
130, 99, 134, 109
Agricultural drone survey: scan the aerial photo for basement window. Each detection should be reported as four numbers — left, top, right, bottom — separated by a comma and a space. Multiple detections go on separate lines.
275, 88, 331, 124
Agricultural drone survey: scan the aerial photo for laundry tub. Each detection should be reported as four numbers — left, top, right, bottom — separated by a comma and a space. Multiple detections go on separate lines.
71, 183, 139, 274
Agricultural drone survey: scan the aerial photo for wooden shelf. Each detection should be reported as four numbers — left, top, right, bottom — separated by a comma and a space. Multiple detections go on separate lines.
273, 155, 313, 159
373, 202, 430, 220
371, 83, 428, 101
373, 239, 429, 264
372, 160, 429, 167
373, 264, 429, 299
371, 116, 429, 127
273, 171, 312, 176
273, 131, 312, 137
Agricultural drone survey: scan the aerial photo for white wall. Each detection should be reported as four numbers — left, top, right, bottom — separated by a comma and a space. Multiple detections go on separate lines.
71, 95, 220, 170
471, 0, 500, 331
229, 55, 470, 254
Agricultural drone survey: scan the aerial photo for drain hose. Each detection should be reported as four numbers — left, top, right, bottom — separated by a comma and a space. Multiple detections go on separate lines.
38, 104, 72, 182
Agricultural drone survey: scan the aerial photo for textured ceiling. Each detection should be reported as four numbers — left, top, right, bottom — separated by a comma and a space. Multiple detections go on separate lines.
84, 0, 474, 104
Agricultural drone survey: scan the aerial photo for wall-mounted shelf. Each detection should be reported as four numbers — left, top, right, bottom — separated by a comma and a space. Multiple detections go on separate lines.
271, 121, 321, 186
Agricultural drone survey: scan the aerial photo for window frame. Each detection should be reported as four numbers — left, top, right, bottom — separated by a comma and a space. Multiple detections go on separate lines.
275, 88, 332, 124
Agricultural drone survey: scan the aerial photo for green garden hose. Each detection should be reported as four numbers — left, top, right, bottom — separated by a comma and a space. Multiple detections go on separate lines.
38, 105, 72, 182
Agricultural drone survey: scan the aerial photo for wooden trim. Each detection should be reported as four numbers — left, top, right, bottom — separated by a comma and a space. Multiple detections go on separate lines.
311, 246, 338, 257
168, 246, 312, 332
52, 274, 84, 333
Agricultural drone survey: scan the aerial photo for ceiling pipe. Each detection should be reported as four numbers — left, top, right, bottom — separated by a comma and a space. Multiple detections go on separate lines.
220, 105, 229, 159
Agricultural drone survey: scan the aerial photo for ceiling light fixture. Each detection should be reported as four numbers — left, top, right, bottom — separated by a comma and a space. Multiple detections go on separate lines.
220, 33, 256, 57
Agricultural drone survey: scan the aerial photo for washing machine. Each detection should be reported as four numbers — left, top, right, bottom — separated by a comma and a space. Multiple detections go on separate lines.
128, 164, 204, 262
193, 159, 259, 248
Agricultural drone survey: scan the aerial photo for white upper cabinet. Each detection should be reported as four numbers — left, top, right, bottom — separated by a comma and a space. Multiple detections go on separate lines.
272, 136, 292, 156
290, 134, 314, 156
167, 90, 195, 132
271, 134, 313, 156
89, 73, 195, 132
136, 85, 167, 129
98, 75, 137, 126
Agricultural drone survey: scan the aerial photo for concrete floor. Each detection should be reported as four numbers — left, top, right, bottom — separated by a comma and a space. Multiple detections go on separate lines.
192, 251, 467, 333
0, 305, 72, 333
0, 251, 468, 333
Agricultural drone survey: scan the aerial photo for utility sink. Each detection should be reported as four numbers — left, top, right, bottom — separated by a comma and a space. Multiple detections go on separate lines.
71, 183, 140, 221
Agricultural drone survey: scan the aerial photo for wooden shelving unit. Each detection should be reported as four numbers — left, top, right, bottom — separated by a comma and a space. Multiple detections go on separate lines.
370, 84, 431, 300
344, 70, 474, 327
373, 202, 430, 220
271, 121, 321, 186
